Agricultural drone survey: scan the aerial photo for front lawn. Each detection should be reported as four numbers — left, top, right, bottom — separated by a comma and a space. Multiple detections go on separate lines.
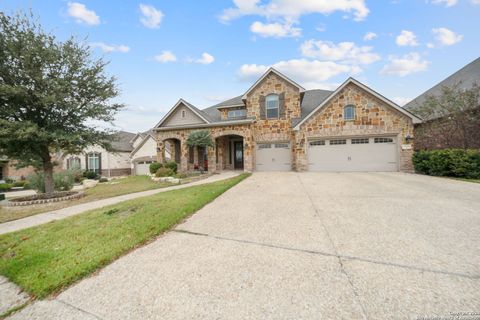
0, 173, 249, 298
0, 175, 177, 224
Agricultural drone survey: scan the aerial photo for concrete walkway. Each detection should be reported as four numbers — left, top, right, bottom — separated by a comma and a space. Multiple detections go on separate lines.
8, 172, 480, 319
0, 172, 239, 235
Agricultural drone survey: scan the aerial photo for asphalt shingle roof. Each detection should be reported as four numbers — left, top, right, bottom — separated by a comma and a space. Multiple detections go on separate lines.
111, 130, 136, 152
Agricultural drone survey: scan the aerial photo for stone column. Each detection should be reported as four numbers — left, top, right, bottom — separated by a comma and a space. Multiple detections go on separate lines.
156, 140, 164, 163
243, 138, 253, 172
180, 140, 188, 173
208, 144, 216, 173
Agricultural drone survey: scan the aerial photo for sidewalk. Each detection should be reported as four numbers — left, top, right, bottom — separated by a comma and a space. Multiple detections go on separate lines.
0, 172, 240, 235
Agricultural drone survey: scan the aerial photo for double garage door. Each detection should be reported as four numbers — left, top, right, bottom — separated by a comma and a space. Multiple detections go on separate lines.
256, 142, 291, 172
308, 136, 398, 172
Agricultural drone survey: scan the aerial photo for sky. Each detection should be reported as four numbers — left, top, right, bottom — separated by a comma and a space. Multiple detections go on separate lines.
1, 0, 479, 132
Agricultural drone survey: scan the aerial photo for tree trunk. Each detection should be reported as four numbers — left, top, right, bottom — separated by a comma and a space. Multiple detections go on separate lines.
42, 149, 55, 195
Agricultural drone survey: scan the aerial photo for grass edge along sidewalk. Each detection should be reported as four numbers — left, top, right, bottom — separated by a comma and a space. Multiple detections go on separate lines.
0, 173, 250, 300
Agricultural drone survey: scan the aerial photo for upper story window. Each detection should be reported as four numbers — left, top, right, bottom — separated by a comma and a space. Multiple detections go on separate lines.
266, 94, 279, 119
344, 105, 355, 120
181, 110, 187, 118
227, 109, 247, 119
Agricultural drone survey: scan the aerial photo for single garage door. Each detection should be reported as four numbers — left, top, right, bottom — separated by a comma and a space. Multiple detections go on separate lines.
134, 161, 153, 175
256, 142, 291, 171
308, 137, 398, 172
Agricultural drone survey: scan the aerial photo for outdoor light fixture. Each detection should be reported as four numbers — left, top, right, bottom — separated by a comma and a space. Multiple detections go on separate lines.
405, 135, 414, 143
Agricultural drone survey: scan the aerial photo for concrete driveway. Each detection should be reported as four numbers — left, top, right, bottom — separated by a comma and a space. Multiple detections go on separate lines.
11, 172, 480, 319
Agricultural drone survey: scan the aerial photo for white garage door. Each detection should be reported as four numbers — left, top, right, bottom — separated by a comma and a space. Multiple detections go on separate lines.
308, 137, 398, 172
256, 142, 291, 171
134, 161, 153, 175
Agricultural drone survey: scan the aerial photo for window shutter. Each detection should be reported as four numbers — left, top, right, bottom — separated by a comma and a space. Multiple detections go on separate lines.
98, 153, 102, 175
85, 154, 89, 170
279, 93, 285, 118
259, 95, 266, 119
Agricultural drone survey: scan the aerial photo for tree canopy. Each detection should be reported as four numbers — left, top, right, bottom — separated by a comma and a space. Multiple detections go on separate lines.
0, 11, 123, 193
186, 130, 214, 148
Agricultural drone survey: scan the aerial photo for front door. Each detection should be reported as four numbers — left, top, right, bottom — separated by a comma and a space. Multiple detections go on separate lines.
234, 141, 244, 169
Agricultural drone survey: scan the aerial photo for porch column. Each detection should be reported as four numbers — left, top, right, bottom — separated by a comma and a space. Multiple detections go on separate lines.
243, 137, 253, 172
208, 143, 217, 173
180, 140, 188, 172
156, 140, 165, 163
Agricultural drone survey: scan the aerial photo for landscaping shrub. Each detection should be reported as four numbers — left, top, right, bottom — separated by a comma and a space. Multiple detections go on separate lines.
0, 183, 12, 192
149, 162, 163, 174
28, 171, 75, 193
71, 169, 84, 183
164, 161, 178, 174
155, 167, 175, 177
12, 180, 28, 188
83, 170, 100, 180
175, 172, 188, 179
412, 149, 480, 179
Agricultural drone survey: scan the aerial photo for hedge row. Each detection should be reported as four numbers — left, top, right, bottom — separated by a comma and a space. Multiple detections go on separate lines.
412, 149, 480, 179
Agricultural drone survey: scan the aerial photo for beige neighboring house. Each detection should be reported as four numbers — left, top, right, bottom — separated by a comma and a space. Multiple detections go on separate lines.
62, 131, 136, 177
129, 130, 170, 175
154, 68, 421, 173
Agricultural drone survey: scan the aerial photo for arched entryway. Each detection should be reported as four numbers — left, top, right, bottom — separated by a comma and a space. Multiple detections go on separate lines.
215, 134, 244, 171
162, 138, 181, 164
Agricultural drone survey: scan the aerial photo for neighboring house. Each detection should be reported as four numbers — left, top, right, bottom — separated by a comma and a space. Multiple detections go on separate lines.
404, 57, 480, 150
154, 68, 421, 173
129, 130, 170, 175
0, 157, 36, 181
62, 131, 136, 177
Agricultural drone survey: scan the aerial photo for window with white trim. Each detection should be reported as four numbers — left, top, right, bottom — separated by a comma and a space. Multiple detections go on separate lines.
265, 94, 279, 119
374, 137, 394, 143
329, 139, 347, 145
227, 109, 247, 119
87, 153, 100, 174
344, 105, 355, 120
309, 140, 325, 146
67, 157, 81, 170
351, 138, 369, 144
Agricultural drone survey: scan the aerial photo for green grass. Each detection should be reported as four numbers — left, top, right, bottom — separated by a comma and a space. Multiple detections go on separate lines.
0, 173, 249, 298
448, 177, 480, 183
0, 175, 176, 224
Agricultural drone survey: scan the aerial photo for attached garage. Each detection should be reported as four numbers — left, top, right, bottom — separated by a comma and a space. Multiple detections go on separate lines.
256, 142, 291, 171
308, 136, 398, 172
134, 160, 154, 175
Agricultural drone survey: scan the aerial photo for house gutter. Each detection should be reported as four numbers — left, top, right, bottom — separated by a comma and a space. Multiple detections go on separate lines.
154, 119, 255, 131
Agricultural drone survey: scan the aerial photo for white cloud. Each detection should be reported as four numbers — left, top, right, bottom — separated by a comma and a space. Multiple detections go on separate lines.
300, 40, 381, 65
90, 42, 130, 53
67, 2, 100, 25
220, 0, 369, 22
250, 21, 301, 38
154, 51, 177, 63
238, 59, 361, 89
391, 97, 412, 106
139, 4, 164, 29
396, 30, 418, 46
196, 52, 215, 65
471, 0, 480, 4
432, 27, 463, 46
363, 32, 377, 41
380, 53, 429, 77
430, 0, 458, 7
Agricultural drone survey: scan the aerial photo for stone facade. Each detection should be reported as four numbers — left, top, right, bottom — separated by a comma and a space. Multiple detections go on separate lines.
155, 71, 416, 173
295, 83, 415, 171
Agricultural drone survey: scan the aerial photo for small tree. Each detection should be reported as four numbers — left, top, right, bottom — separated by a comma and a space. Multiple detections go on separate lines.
186, 130, 214, 148
0, 12, 123, 194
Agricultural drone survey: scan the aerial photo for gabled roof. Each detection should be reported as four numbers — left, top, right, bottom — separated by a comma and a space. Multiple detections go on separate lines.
404, 57, 480, 112
293, 78, 422, 130
111, 131, 137, 152
241, 68, 306, 99
154, 99, 211, 128
130, 131, 156, 157
210, 95, 244, 109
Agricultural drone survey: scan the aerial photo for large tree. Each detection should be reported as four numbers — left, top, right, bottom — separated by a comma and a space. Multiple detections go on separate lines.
0, 12, 123, 194
411, 82, 480, 150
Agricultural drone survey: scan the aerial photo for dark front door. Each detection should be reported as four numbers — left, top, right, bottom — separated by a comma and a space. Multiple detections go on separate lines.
234, 141, 244, 169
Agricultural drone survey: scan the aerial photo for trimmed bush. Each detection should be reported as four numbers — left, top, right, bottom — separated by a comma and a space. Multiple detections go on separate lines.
175, 172, 188, 179
0, 183, 12, 192
155, 167, 175, 177
149, 162, 163, 174
164, 161, 178, 174
83, 170, 100, 180
412, 149, 480, 179
28, 171, 75, 193
13, 180, 29, 188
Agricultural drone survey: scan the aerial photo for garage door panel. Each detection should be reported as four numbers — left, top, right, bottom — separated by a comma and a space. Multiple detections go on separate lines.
256, 142, 291, 171
308, 137, 397, 172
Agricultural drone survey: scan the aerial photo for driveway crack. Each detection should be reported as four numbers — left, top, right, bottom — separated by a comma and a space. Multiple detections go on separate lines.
296, 174, 369, 320
56, 299, 105, 320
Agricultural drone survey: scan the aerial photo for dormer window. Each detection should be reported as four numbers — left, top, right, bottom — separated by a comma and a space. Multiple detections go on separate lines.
344, 105, 355, 120
266, 94, 279, 119
228, 109, 246, 119
181, 110, 187, 118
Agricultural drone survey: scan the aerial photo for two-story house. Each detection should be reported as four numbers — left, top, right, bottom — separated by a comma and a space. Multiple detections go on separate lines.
154, 68, 421, 173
